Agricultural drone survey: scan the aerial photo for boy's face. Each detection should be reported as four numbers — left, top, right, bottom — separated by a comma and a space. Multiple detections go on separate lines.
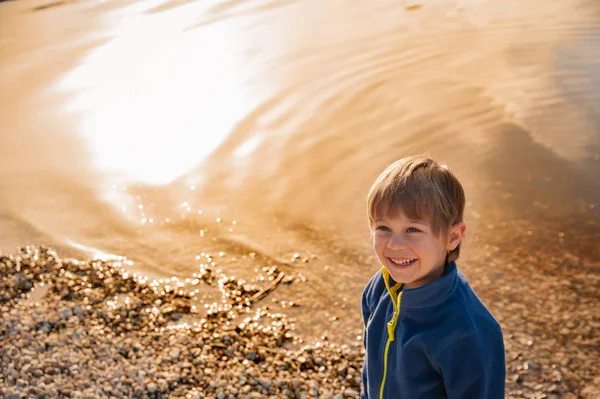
372, 212, 465, 290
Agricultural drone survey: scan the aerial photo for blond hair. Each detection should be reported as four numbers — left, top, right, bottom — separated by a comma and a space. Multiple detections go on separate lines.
366, 155, 466, 263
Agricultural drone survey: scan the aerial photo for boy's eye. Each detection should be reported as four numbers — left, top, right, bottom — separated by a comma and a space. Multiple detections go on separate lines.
376, 225, 391, 232
406, 227, 421, 233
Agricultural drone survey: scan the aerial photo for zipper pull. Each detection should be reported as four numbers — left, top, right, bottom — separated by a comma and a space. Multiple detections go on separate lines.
387, 318, 395, 341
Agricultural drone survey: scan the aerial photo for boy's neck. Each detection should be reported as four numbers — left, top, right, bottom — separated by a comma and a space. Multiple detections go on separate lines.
402, 261, 449, 290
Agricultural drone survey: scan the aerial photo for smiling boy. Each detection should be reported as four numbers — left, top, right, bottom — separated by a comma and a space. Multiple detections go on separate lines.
360, 155, 505, 399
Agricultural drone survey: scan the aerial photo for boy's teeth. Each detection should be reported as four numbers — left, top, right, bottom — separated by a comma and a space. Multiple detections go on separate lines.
391, 258, 415, 265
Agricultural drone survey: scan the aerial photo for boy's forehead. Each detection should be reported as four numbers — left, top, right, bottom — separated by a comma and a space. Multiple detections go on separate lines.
375, 212, 429, 225
372, 198, 434, 225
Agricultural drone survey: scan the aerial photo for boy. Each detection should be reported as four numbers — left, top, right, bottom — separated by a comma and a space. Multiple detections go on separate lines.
361, 155, 505, 399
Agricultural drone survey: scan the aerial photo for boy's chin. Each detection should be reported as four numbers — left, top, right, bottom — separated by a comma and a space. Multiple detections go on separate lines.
382, 265, 414, 284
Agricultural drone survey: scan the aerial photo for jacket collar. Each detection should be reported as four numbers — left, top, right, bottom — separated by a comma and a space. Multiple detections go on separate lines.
381, 262, 458, 309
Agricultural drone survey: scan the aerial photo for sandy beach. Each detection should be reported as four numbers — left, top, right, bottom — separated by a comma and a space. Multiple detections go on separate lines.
1, 0, 600, 397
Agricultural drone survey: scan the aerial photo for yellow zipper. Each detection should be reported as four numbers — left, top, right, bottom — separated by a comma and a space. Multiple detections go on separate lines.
379, 270, 403, 399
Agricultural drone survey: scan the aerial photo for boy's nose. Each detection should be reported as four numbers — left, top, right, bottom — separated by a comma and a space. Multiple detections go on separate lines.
387, 234, 407, 250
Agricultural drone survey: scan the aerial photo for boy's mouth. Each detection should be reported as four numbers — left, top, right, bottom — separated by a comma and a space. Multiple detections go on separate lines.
388, 257, 418, 267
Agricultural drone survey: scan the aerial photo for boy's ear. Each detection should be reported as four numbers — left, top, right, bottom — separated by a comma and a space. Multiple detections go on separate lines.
446, 222, 466, 251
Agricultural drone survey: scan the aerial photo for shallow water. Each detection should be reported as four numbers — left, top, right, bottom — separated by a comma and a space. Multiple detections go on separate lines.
1, 0, 599, 343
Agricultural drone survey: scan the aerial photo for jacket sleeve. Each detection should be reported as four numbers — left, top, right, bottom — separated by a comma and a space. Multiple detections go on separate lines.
360, 287, 371, 399
433, 327, 506, 399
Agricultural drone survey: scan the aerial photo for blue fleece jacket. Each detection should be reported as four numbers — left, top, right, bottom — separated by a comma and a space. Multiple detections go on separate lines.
360, 262, 505, 399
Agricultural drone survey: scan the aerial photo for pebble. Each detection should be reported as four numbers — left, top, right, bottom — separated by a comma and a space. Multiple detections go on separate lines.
259, 379, 272, 389
59, 307, 73, 319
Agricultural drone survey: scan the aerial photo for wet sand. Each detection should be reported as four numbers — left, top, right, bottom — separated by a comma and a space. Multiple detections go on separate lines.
1, 0, 600, 397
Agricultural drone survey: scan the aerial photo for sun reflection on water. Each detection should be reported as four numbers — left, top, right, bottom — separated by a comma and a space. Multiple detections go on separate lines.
57, 0, 256, 185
